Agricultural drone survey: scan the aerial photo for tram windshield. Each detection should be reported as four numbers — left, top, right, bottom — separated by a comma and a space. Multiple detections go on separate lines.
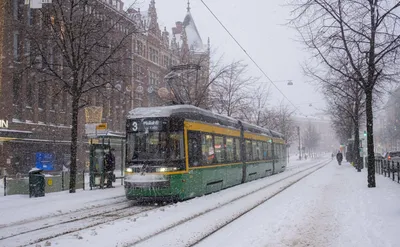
128, 131, 167, 161
127, 131, 185, 163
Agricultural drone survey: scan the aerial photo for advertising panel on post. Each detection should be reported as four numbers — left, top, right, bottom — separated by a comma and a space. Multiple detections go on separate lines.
35, 152, 55, 171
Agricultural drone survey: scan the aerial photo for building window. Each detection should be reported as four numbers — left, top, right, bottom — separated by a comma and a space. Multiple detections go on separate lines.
62, 91, 68, 112
26, 80, 34, 107
24, 39, 30, 56
163, 55, 170, 68
27, 7, 33, 25
13, 32, 19, 61
149, 71, 159, 86
38, 85, 47, 110
135, 65, 144, 81
149, 47, 159, 64
136, 40, 144, 57
13, 72, 21, 105
50, 86, 58, 110
13, 0, 18, 20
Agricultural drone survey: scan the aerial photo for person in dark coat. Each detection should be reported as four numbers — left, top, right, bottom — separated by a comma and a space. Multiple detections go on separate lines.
336, 151, 343, 165
104, 149, 116, 188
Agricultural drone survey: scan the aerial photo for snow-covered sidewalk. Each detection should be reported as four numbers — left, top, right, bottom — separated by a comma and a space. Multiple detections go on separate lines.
198, 161, 400, 247
0, 157, 317, 227
0, 184, 125, 226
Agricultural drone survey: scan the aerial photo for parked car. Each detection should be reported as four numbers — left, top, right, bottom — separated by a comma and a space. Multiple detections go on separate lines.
383, 151, 400, 172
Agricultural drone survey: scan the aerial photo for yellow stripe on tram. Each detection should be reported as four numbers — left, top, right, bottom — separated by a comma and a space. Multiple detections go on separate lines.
184, 121, 241, 137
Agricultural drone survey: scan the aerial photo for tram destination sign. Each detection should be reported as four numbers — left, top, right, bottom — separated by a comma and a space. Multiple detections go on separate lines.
129, 119, 166, 133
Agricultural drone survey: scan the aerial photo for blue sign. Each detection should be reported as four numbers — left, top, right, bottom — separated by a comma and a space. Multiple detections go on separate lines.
35, 152, 55, 171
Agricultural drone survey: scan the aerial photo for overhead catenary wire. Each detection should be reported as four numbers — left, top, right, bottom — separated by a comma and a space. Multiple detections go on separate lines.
200, 0, 301, 114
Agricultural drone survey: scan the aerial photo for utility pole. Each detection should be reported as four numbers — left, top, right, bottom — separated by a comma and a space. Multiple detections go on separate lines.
298, 126, 301, 160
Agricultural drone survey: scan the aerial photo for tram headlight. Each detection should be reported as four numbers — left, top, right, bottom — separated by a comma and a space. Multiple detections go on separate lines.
126, 167, 133, 173
156, 167, 178, 172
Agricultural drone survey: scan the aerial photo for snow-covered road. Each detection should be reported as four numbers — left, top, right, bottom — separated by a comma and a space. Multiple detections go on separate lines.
5, 157, 398, 247
195, 162, 400, 247
14, 158, 329, 247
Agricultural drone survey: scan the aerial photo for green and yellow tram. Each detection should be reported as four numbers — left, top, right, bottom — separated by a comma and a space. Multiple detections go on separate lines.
124, 105, 287, 201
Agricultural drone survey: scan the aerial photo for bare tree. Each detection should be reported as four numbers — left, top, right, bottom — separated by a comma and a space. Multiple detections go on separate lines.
319, 69, 366, 170
302, 122, 321, 156
272, 103, 297, 144
210, 61, 256, 117
165, 49, 237, 108
290, 0, 400, 187
238, 84, 270, 126
13, 0, 140, 192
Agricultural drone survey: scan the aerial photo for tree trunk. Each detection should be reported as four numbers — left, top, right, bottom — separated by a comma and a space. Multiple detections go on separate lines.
365, 89, 376, 187
69, 93, 80, 193
353, 104, 361, 171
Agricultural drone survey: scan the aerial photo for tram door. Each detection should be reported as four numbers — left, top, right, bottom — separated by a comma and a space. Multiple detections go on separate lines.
90, 143, 110, 189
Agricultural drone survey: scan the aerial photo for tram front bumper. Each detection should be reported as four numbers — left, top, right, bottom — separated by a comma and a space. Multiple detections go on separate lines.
124, 174, 174, 200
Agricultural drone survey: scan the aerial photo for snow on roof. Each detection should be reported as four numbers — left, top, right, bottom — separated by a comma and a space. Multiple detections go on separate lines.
29, 167, 42, 173
183, 11, 206, 53
128, 105, 232, 120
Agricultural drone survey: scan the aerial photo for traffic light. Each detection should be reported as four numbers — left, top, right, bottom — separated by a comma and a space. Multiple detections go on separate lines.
363, 130, 367, 137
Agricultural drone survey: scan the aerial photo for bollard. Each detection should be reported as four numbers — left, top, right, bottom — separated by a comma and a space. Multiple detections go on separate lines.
3, 175, 6, 196
398, 162, 400, 183
384, 160, 387, 177
61, 171, 64, 191
393, 161, 395, 181
83, 170, 85, 191
388, 160, 391, 178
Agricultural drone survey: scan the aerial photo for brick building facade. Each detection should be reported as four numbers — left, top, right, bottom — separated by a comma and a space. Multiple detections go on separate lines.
0, 0, 209, 175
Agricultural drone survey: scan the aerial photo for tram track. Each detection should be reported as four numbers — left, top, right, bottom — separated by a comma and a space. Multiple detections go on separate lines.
0, 199, 133, 241
123, 159, 331, 247
9, 159, 330, 247
189, 161, 329, 246
0, 195, 127, 229
0, 202, 160, 247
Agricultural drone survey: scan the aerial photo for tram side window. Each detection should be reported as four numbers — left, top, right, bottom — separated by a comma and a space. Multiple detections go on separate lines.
245, 140, 252, 161
252, 141, 258, 161
201, 134, 214, 165
275, 144, 280, 159
170, 132, 184, 160
226, 137, 234, 162
234, 138, 241, 162
214, 136, 225, 163
188, 131, 202, 166
267, 142, 273, 159
257, 141, 263, 160
262, 142, 268, 160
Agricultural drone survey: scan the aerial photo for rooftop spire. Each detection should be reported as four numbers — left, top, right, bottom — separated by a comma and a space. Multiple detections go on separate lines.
187, 0, 190, 12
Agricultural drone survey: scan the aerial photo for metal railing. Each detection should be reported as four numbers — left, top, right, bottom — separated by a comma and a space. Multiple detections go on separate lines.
375, 159, 400, 184
1, 170, 86, 196
2, 169, 125, 196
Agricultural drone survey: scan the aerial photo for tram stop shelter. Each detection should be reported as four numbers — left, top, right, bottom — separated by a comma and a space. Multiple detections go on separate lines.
85, 123, 125, 190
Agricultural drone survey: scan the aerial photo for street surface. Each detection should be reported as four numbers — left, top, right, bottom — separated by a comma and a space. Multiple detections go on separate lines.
1, 157, 399, 247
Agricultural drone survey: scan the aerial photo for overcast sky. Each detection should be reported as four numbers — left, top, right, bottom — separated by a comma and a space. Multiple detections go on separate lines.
126, 0, 326, 117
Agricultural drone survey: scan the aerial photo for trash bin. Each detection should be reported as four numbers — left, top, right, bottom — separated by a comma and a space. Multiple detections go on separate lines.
29, 168, 45, 198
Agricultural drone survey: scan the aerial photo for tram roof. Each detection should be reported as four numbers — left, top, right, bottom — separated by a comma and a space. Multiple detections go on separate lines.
128, 105, 284, 139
